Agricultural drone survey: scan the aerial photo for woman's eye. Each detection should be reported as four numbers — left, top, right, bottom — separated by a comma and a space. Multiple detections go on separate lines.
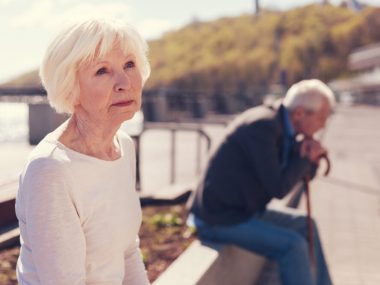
95, 67, 107, 75
125, 61, 135, 69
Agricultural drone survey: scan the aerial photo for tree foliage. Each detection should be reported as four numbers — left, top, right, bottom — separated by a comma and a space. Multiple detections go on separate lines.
3, 4, 380, 96
146, 4, 380, 91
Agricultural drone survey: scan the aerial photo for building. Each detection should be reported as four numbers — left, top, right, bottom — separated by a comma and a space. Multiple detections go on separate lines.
329, 42, 380, 105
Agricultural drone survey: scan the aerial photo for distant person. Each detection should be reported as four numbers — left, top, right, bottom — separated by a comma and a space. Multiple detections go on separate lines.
15, 18, 151, 284
189, 79, 335, 285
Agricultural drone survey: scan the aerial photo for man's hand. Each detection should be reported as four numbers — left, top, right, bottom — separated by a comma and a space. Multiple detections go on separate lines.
300, 138, 327, 164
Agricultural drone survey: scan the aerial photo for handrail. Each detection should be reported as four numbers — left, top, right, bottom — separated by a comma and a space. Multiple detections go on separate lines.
133, 122, 212, 191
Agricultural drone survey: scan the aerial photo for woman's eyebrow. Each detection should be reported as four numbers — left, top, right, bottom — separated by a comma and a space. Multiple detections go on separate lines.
93, 60, 109, 65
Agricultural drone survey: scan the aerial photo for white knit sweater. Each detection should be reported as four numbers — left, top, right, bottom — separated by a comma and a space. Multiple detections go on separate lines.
15, 126, 150, 285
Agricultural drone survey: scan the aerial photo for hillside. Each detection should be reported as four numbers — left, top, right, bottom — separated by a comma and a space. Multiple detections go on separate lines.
3, 4, 380, 94
146, 4, 380, 91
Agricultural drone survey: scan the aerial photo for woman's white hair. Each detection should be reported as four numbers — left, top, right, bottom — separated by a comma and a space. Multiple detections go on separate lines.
40, 17, 151, 114
283, 79, 336, 112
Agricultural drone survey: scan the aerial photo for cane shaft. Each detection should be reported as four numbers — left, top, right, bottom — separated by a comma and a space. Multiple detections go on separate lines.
304, 176, 316, 269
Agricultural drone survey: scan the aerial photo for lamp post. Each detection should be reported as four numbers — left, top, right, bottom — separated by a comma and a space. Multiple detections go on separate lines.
254, 0, 260, 16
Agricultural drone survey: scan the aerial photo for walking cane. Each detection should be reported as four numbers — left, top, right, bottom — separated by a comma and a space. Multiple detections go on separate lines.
304, 154, 330, 273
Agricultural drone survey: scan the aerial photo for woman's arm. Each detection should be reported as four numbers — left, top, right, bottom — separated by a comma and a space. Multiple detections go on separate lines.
22, 158, 86, 285
122, 237, 150, 285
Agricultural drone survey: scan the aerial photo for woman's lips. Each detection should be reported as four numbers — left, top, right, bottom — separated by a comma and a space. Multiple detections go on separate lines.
112, 100, 134, 107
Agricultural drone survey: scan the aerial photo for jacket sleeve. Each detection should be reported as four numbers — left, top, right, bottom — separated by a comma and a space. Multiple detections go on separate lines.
238, 121, 315, 199
22, 158, 86, 285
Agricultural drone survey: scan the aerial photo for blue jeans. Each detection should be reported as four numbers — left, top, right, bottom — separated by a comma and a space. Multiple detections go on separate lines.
192, 208, 332, 285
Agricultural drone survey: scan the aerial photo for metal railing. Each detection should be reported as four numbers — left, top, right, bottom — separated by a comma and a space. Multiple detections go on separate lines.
0, 88, 47, 103
133, 122, 212, 191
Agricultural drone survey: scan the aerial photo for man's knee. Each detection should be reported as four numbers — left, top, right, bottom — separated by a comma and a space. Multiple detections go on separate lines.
294, 214, 320, 236
288, 233, 309, 255
303, 216, 321, 237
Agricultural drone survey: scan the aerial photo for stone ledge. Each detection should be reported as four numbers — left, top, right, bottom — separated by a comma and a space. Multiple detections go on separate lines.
0, 225, 19, 249
153, 240, 265, 285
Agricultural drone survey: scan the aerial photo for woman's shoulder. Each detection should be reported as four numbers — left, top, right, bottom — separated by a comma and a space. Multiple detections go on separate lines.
17, 142, 73, 219
24, 137, 70, 179
18, 142, 71, 205
27, 121, 71, 164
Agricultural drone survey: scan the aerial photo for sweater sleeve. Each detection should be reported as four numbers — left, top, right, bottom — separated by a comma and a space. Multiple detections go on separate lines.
22, 158, 86, 285
240, 122, 314, 199
123, 237, 150, 285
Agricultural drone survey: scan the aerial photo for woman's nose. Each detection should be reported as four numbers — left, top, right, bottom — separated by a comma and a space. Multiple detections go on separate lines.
114, 71, 131, 92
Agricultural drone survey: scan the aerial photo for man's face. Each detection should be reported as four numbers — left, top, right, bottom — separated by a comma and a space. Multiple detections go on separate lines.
293, 99, 331, 137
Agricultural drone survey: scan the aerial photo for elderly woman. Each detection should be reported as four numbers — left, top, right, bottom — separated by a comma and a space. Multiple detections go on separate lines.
15, 18, 151, 284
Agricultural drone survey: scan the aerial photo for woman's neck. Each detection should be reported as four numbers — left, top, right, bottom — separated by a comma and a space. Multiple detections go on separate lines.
59, 113, 122, 161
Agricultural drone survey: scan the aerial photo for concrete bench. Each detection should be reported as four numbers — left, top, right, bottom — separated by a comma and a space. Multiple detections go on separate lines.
153, 240, 265, 285
140, 181, 195, 207
152, 183, 305, 285
0, 180, 19, 249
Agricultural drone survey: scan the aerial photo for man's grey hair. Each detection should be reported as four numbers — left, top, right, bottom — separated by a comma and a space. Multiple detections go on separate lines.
283, 79, 336, 112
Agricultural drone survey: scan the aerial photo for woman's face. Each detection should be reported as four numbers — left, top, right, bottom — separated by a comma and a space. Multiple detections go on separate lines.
76, 45, 143, 125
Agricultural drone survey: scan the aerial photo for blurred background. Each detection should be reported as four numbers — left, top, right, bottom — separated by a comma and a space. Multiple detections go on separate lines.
1, 0, 380, 123
1, 1, 380, 284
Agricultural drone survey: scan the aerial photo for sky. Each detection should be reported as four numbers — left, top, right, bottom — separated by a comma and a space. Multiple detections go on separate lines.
0, 0, 379, 84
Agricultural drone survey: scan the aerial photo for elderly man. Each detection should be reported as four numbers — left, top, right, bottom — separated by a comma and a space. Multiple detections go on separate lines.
189, 79, 334, 285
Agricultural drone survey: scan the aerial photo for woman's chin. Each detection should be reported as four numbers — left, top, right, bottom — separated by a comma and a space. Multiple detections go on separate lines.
118, 110, 138, 122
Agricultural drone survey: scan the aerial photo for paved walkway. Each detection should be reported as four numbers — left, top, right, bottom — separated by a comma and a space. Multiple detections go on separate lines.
310, 105, 380, 285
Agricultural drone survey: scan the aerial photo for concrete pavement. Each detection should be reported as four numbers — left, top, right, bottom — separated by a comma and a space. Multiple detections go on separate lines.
309, 105, 380, 285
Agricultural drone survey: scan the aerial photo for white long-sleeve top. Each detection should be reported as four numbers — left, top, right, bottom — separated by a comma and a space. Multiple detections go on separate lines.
15, 126, 150, 285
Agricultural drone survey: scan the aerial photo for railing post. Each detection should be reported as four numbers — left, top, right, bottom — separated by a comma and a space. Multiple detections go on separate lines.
133, 135, 141, 191
137, 122, 213, 188
196, 125, 202, 175
170, 125, 176, 184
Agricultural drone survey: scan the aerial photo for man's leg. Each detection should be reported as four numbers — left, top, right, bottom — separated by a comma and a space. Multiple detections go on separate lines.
194, 215, 315, 285
256, 207, 333, 285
